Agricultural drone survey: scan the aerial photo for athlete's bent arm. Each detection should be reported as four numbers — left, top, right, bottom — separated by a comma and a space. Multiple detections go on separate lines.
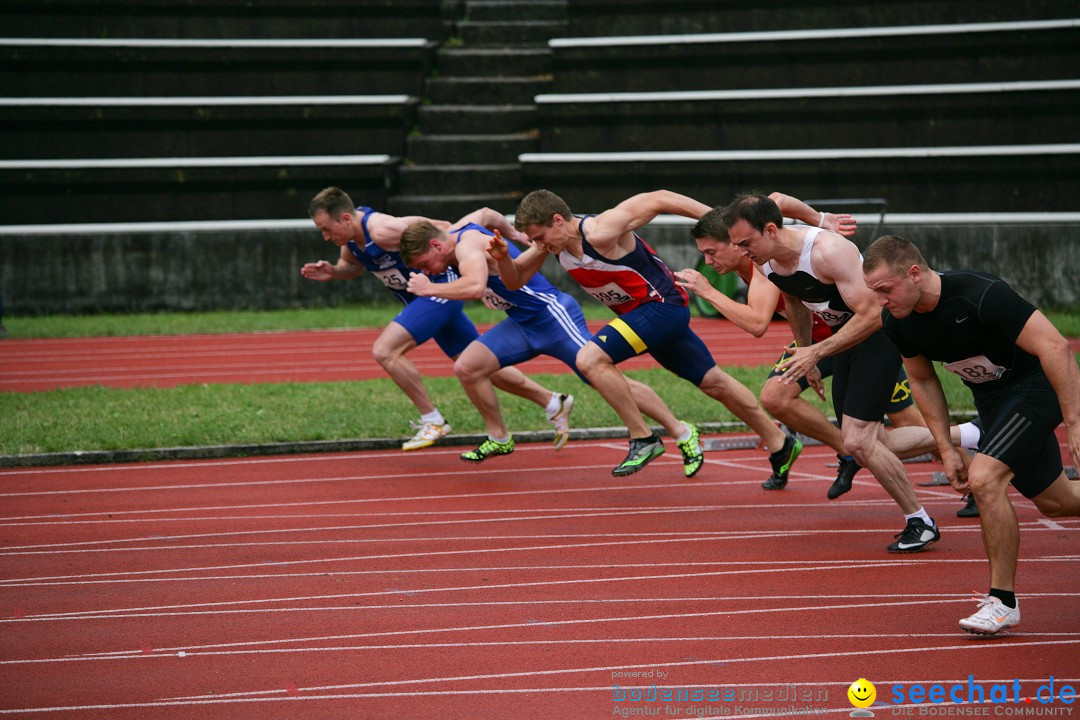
409, 233, 491, 301
676, 264, 780, 337
904, 353, 966, 488
488, 234, 549, 291
1015, 310, 1080, 467
777, 238, 880, 383
457, 208, 532, 246
806, 239, 882, 357
370, 214, 450, 250
586, 190, 712, 254
769, 192, 857, 237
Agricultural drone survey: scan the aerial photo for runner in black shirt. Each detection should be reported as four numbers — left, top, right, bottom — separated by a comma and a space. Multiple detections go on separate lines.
864, 235, 1080, 636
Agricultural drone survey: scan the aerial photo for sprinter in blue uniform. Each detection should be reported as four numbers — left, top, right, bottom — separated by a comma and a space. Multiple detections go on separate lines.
303, 187, 574, 451
400, 208, 700, 473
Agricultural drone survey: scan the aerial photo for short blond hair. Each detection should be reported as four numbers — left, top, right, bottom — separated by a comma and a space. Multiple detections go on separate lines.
399, 220, 443, 265
863, 235, 929, 275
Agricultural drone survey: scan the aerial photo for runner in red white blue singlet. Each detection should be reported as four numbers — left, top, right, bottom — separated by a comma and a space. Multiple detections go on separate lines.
494, 189, 802, 481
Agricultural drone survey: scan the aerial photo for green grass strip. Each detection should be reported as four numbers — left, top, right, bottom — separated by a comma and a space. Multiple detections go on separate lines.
1, 368, 979, 456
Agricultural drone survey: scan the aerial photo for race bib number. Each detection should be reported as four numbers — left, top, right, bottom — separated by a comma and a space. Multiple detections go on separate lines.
483, 289, 514, 311
583, 282, 634, 307
943, 355, 1007, 384
805, 300, 852, 327
371, 268, 408, 291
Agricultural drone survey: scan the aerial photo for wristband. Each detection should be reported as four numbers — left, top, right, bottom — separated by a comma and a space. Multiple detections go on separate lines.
818, 212, 825, 228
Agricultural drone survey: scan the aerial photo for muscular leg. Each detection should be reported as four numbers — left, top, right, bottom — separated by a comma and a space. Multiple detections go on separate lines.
760, 375, 845, 453
453, 341, 510, 439
626, 377, 684, 438
1030, 471, 1080, 518
967, 454, 1021, 591
879, 423, 972, 460
487, 364, 556, 408
699, 366, 786, 453
372, 321, 434, 415
886, 404, 926, 428
576, 341, 653, 438
842, 416, 921, 514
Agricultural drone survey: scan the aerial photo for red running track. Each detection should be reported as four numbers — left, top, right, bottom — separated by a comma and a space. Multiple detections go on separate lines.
1, 435, 1077, 718
0, 318, 800, 392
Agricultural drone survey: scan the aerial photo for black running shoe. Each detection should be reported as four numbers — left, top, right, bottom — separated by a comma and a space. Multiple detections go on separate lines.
612, 435, 665, 476
957, 493, 979, 518
827, 454, 861, 500
887, 517, 941, 553
762, 435, 802, 490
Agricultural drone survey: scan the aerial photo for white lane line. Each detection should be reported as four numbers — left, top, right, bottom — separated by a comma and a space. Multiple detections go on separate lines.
158, 637, 1080, 700
5, 555, 1077, 588
0, 541, 932, 585
68, 597, 1007, 659
13, 588, 1080, 624
0, 439, 813, 477
0, 462, 663, 497
0, 497, 897, 523
6, 534, 1073, 587
8, 560, 1079, 621
6, 507, 1064, 553
0, 589, 1012, 620
7, 630, 1079, 665
0, 528, 1001, 583
3, 503, 973, 551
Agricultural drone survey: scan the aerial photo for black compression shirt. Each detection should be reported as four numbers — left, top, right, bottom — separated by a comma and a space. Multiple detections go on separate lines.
882, 270, 1039, 399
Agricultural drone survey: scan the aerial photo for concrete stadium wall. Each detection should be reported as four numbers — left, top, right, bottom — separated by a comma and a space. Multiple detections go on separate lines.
2, 220, 1078, 315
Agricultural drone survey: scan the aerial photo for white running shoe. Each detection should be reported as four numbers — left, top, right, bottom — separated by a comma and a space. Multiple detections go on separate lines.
959, 594, 1020, 636
547, 393, 574, 450
402, 419, 450, 451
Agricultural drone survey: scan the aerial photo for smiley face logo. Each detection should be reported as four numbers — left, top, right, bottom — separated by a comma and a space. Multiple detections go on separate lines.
848, 679, 877, 708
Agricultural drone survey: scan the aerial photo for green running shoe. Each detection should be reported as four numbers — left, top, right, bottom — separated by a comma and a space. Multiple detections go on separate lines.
676, 422, 704, 478
612, 435, 665, 477
461, 436, 515, 462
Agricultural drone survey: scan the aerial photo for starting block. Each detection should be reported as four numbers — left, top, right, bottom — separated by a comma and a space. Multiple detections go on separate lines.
921, 466, 1077, 485
703, 436, 760, 452
920, 472, 951, 486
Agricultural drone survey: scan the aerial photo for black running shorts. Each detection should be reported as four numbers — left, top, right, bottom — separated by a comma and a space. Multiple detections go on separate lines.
975, 370, 1063, 499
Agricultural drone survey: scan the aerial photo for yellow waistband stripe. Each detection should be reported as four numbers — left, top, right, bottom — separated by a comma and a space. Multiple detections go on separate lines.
609, 318, 647, 354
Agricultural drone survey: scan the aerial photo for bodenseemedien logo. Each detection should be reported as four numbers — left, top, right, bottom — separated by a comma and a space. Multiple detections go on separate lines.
849, 679, 877, 717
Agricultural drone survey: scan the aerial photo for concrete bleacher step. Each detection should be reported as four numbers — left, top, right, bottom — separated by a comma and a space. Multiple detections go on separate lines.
396, 163, 521, 195
0, 96, 419, 159
406, 133, 538, 165
467, 1, 567, 22
565, 0, 1076, 36
1, 0, 451, 39
457, 20, 567, 46
518, 144, 1080, 214
550, 20, 1080, 93
533, 80, 1080, 153
387, 192, 522, 220
0, 155, 398, 224
418, 104, 538, 134
425, 76, 552, 105
436, 47, 551, 76
1, 38, 437, 97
